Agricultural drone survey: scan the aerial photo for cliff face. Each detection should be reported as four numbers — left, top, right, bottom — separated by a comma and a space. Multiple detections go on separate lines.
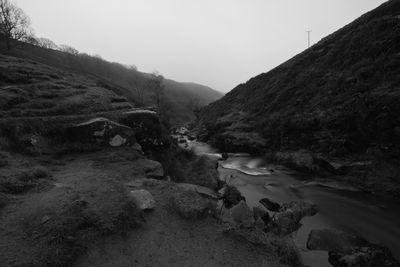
197, 0, 400, 157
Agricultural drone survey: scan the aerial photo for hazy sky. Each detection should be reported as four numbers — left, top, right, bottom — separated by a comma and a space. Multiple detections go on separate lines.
17, 0, 387, 92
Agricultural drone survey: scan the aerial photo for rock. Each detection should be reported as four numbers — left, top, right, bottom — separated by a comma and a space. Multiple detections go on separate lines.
274, 150, 336, 175
254, 217, 266, 231
176, 183, 218, 199
129, 189, 155, 210
259, 197, 281, 212
220, 200, 255, 228
307, 229, 367, 252
329, 245, 400, 267
280, 200, 317, 217
221, 185, 244, 208
170, 189, 215, 220
270, 209, 301, 235
109, 135, 127, 147
131, 142, 143, 153
253, 205, 270, 223
135, 159, 164, 179
270, 201, 317, 235
121, 109, 163, 149
66, 118, 135, 146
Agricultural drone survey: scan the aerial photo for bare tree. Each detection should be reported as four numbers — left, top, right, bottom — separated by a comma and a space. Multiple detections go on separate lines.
59, 44, 79, 55
151, 71, 164, 112
127, 79, 145, 106
0, 0, 31, 50
36, 37, 59, 50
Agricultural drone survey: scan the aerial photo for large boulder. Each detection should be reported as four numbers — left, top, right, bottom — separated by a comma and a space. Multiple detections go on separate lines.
66, 118, 135, 146
270, 201, 317, 235
307, 229, 367, 252
169, 189, 216, 220
129, 189, 156, 211
220, 185, 245, 208
220, 200, 255, 228
329, 245, 400, 267
121, 109, 164, 149
176, 183, 218, 199
134, 159, 164, 179
274, 150, 336, 175
259, 197, 281, 212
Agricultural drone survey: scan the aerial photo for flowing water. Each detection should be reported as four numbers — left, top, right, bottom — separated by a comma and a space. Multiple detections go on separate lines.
184, 140, 400, 267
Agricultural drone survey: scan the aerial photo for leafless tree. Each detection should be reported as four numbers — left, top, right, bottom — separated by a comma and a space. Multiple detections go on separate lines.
151, 71, 164, 112
36, 37, 59, 50
128, 79, 145, 106
0, 0, 31, 50
59, 44, 79, 55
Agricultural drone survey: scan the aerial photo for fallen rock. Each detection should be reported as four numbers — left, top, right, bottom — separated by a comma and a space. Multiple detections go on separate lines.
129, 189, 155, 211
221, 185, 244, 208
253, 205, 270, 224
135, 159, 164, 179
274, 150, 336, 175
169, 189, 216, 220
307, 229, 367, 252
270, 201, 317, 235
259, 197, 281, 212
220, 200, 254, 228
66, 118, 136, 146
281, 200, 317, 217
329, 245, 400, 267
176, 183, 218, 199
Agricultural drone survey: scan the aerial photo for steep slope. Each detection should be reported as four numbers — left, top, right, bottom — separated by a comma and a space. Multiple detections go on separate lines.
0, 40, 223, 125
198, 0, 400, 157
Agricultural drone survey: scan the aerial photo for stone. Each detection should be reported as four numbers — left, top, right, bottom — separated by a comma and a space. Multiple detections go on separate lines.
329, 245, 400, 267
170, 189, 215, 220
281, 200, 317, 217
307, 229, 367, 252
220, 200, 255, 228
253, 205, 270, 224
66, 118, 135, 146
131, 142, 143, 153
259, 197, 281, 212
129, 189, 155, 210
176, 183, 218, 199
109, 135, 127, 147
221, 185, 244, 208
135, 159, 164, 179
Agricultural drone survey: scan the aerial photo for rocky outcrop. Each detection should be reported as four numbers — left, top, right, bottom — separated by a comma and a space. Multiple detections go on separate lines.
329, 245, 400, 267
121, 109, 165, 149
176, 183, 218, 199
66, 118, 135, 146
220, 200, 255, 228
129, 189, 156, 211
269, 201, 317, 235
259, 197, 281, 212
219, 185, 245, 208
135, 159, 164, 179
169, 189, 216, 220
274, 150, 336, 176
307, 229, 367, 252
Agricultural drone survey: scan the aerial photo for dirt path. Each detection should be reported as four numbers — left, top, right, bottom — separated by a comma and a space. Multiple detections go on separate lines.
0, 148, 288, 267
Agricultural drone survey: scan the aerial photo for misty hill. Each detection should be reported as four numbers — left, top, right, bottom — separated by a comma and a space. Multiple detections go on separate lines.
197, 0, 400, 158
0, 39, 223, 125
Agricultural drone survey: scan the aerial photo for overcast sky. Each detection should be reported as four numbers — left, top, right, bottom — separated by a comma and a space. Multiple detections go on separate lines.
17, 0, 387, 92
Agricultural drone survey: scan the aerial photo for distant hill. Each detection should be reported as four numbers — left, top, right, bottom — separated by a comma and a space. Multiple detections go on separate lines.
0, 39, 223, 126
197, 0, 400, 157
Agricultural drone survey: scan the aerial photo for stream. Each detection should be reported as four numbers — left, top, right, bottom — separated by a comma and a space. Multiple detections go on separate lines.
178, 136, 400, 267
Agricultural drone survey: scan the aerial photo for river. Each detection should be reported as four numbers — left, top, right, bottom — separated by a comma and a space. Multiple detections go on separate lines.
182, 139, 400, 267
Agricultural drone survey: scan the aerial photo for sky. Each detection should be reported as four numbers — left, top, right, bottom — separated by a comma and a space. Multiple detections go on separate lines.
17, 0, 387, 92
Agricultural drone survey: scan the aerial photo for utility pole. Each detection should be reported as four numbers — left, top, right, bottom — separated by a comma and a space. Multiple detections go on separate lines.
306, 30, 312, 48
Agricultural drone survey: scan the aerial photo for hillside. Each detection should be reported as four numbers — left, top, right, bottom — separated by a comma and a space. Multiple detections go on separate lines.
197, 0, 400, 158
0, 39, 223, 126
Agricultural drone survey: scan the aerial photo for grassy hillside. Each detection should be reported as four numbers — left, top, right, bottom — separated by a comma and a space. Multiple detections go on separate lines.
0, 39, 222, 126
197, 0, 400, 158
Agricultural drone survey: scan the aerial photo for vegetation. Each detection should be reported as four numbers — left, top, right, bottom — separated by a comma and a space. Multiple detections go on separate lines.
0, 0, 32, 50
198, 0, 400, 159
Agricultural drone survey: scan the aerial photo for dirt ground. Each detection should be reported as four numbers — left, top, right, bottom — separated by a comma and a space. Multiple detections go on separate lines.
0, 147, 288, 267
